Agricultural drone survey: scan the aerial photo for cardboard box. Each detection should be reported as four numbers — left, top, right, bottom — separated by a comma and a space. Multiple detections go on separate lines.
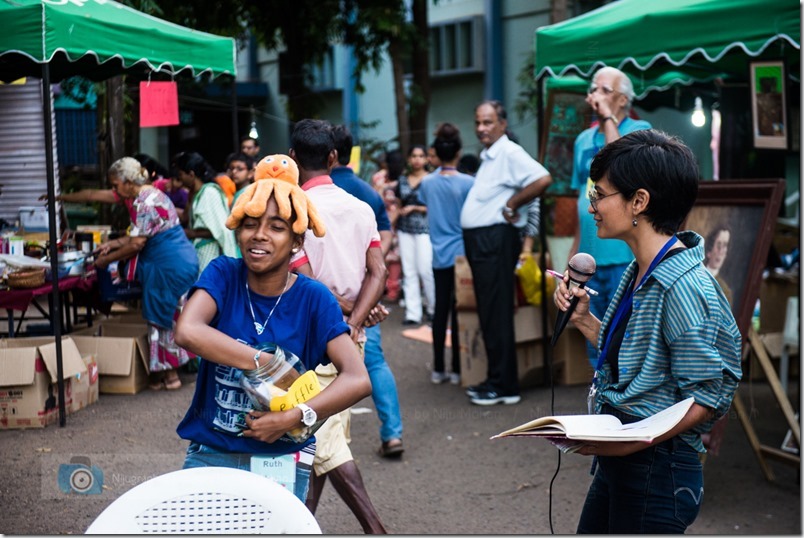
0, 337, 87, 429
103, 312, 146, 324
457, 308, 549, 388
70, 322, 150, 395
454, 255, 476, 311
551, 325, 594, 385
70, 355, 99, 413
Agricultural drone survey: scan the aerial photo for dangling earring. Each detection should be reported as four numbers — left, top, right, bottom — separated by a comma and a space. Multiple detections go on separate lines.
632, 218, 638, 227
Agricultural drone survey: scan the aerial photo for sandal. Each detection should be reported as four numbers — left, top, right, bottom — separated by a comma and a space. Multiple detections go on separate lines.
378, 439, 404, 458
148, 381, 165, 391
164, 375, 182, 390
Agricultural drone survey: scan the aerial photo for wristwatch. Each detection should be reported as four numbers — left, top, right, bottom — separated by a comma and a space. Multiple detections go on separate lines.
602, 115, 619, 126
297, 403, 317, 427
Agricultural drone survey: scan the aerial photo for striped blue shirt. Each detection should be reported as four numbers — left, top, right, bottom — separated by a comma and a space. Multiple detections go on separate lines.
594, 231, 742, 452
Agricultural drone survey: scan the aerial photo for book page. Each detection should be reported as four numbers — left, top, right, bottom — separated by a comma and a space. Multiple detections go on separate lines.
492, 413, 623, 438
493, 397, 695, 443
562, 397, 695, 442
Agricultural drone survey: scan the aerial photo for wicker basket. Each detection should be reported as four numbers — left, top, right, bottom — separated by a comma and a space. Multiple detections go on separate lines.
7, 267, 46, 289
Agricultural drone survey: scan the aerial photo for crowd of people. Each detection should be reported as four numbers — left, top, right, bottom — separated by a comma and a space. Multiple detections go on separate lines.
46, 66, 743, 534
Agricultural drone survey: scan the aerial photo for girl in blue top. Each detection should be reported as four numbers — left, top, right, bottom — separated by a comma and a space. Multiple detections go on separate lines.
554, 130, 741, 533
418, 123, 475, 384
175, 157, 371, 502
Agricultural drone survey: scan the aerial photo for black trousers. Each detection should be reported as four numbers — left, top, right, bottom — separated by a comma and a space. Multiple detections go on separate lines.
432, 266, 460, 374
462, 224, 521, 395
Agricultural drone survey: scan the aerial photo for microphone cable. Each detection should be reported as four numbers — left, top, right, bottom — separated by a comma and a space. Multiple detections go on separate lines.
547, 333, 560, 535
538, 234, 560, 535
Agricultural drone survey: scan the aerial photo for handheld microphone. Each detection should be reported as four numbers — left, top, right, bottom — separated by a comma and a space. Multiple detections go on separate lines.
550, 253, 597, 347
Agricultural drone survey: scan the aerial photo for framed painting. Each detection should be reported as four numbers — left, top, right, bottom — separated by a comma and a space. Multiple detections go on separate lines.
749, 60, 788, 150
682, 179, 786, 338
539, 90, 591, 196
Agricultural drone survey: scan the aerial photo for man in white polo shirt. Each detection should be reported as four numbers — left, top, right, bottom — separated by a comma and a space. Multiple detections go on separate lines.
461, 100, 552, 406
288, 119, 387, 533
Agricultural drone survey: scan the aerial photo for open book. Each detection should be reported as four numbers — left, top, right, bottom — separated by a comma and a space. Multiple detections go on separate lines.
491, 397, 695, 451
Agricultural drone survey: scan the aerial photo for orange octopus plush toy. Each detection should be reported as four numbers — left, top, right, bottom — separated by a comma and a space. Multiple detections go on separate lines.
225, 154, 326, 237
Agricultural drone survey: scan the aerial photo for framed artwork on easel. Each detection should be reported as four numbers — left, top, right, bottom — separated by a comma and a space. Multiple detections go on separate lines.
683, 179, 786, 458
682, 179, 785, 338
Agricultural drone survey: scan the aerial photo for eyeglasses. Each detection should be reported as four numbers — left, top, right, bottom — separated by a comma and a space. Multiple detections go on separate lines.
587, 84, 618, 96
588, 189, 621, 212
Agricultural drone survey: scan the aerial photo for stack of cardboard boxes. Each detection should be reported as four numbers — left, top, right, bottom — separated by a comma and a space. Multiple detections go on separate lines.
0, 337, 98, 429
454, 255, 593, 388
0, 307, 157, 429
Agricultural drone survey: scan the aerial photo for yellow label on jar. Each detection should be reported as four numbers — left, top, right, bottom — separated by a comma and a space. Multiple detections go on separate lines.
269, 370, 321, 412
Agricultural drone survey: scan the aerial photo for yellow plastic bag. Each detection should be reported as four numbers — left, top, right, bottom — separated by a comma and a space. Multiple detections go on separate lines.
515, 254, 556, 306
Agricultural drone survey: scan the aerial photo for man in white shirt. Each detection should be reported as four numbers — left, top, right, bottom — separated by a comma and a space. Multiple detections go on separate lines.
460, 100, 552, 405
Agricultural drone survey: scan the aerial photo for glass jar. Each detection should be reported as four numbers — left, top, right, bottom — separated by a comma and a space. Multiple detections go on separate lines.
240, 343, 321, 443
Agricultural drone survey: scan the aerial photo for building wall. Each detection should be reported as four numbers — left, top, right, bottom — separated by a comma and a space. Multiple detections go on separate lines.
199, 1, 552, 172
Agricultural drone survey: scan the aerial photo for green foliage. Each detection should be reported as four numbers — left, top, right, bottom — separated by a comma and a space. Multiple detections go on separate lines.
514, 52, 539, 122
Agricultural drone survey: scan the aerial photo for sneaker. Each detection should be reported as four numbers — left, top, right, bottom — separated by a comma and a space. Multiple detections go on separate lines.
402, 319, 420, 327
465, 382, 491, 398
449, 373, 461, 385
431, 371, 450, 384
469, 390, 521, 406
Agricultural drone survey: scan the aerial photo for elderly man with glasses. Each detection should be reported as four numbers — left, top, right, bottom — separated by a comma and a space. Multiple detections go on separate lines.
568, 66, 652, 367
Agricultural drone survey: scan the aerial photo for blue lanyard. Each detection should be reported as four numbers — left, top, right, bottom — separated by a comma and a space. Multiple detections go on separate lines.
594, 235, 678, 374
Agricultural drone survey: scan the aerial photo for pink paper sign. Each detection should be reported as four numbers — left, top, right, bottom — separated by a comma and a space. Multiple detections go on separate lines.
139, 81, 179, 127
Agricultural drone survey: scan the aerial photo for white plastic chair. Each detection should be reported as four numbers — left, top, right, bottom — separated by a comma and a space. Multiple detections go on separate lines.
85, 467, 321, 534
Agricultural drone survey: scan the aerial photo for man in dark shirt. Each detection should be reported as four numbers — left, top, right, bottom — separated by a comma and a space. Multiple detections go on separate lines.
331, 125, 405, 459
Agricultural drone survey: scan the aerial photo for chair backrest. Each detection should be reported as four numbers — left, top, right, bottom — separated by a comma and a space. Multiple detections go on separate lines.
85, 467, 321, 534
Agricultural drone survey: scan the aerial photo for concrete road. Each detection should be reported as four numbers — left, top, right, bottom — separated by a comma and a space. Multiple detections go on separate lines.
0, 304, 800, 534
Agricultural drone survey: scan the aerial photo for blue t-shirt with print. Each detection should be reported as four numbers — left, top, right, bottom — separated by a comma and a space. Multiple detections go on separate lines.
176, 257, 349, 455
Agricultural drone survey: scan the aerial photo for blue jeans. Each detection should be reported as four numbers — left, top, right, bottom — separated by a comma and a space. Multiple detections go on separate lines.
577, 437, 704, 533
364, 324, 403, 442
586, 262, 630, 367
183, 441, 314, 503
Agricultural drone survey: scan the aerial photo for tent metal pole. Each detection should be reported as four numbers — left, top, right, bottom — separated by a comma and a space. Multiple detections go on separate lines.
41, 63, 66, 427
231, 76, 238, 152
536, 74, 551, 388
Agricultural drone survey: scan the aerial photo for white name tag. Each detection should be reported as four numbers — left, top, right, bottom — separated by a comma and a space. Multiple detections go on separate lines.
250, 453, 297, 492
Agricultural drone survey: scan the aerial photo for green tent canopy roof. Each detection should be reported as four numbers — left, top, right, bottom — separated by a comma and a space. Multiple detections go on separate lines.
535, 0, 800, 98
0, 0, 236, 82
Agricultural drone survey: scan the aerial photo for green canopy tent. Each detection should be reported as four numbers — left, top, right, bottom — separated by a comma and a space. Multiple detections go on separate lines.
0, 0, 236, 427
534, 0, 801, 121
535, 0, 800, 97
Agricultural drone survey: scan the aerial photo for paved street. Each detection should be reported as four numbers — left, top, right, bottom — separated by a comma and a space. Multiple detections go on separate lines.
0, 304, 800, 534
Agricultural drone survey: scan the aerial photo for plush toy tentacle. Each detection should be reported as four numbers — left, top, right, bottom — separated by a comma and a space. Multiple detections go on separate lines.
305, 197, 327, 237
243, 180, 275, 218
286, 186, 310, 235
226, 181, 259, 229
271, 181, 294, 222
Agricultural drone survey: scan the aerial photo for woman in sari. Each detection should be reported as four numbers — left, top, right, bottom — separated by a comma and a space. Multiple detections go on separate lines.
94, 157, 199, 390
